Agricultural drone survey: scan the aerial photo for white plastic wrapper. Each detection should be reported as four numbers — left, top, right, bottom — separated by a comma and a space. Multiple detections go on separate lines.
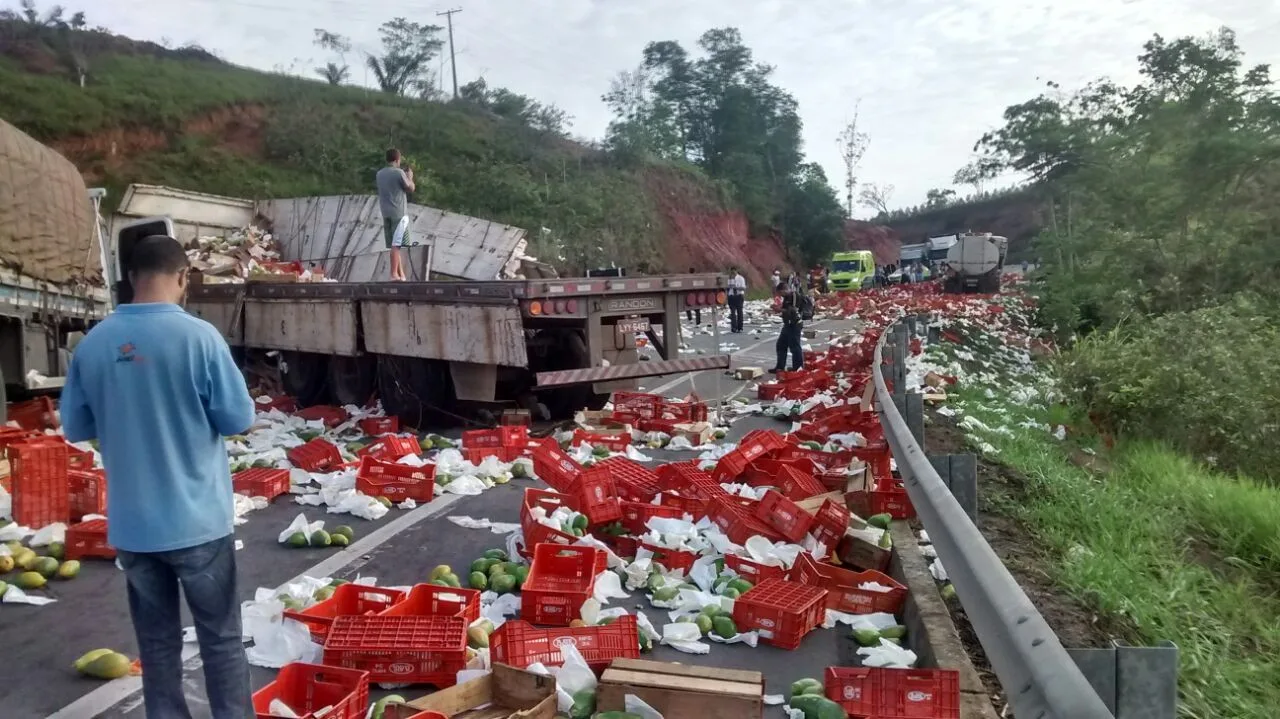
447, 516, 521, 534
824, 609, 900, 631
660, 621, 709, 654
742, 536, 802, 568
552, 642, 597, 713
929, 559, 948, 582
625, 694, 665, 719
858, 638, 919, 668
1, 585, 56, 606
27, 522, 65, 547
277, 513, 324, 545
0, 521, 33, 542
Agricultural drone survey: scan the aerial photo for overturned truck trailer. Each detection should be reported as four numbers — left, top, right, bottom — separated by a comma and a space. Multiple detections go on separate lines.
111, 185, 729, 426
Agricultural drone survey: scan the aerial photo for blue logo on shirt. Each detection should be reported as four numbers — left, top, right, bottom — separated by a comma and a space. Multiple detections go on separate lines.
117, 343, 138, 363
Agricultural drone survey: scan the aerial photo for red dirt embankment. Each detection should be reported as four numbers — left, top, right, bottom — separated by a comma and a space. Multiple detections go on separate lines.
843, 220, 902, 266
644, 168, 790, 286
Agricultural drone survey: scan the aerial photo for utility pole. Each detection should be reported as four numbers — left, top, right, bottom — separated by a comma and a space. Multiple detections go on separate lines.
437, 7, 461, 99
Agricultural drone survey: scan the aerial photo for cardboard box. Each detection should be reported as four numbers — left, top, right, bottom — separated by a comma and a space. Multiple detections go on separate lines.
796, 491, 867, 531
575, 410, 631, 430
671, 421, 714, 446
734, 366, 764, 380
598, 659, 764, 719
404, 663, 557, 718
501, 409, 531, 426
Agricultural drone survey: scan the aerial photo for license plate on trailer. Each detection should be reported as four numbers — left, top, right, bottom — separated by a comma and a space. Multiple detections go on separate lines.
616, 318, 650, 334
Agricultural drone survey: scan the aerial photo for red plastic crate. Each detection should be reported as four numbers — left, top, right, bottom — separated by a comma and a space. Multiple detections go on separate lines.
381, 583, 481, 626
288, 438, 343, 472
754, 490, 816, 543
463, 425, 528, 449
638, 540, 697, 575
66, 443, 94, 470
65, 518, 114, 560
521, 544, 604, 626
773, 465, 829, 501
851, 444, 893, 481
596, 456, 661, 502
531, 438, 582, 493
731, 578, 828, 650
824, 667, 960, 719
660, 400, 708, 423
285, 584, 407, 643
10, 439, 70, 527
323, 614, 468, 686
789, 551, 907, 615
68, 468, 106, 521
654, 461, 707, 491
706, 496, 782, 545
295, 405, 349, 427
359, 416, 399, 435
757, 382, 784, 401
656, 490, 708, 518
357, 435, 420, 463
7, 397, 59, 431
724, 553, 787, 584
810, 498, 852, 556
571, 428, 631, 453
518, 488, 580, 559
571, 465, 622, 524
610, 391, 663, 418
256, 395, 297, 413
491, 614, 640, 674
465, 446, 523, 464
871, 476, 916, 519
232, 467, 290, 501
356, 455, 436, 503
636, 418, 682, 434
620, 500, 686, 535
252, 662, 370, 719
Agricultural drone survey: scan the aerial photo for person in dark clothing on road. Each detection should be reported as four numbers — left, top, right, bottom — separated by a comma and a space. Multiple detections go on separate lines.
771, 282, 804, 373
685, 267, 701, 325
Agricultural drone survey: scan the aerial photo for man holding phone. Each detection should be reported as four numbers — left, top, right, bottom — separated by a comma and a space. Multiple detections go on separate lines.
376, 147, 416, 281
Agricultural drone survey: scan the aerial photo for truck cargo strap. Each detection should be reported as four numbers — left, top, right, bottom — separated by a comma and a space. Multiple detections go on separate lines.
535, 356, 730, 388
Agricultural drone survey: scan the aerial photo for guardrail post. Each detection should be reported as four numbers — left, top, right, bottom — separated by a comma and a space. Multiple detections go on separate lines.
1067, 641, 1179, 719
928, 454, 978, 523
904, 393, 925, 446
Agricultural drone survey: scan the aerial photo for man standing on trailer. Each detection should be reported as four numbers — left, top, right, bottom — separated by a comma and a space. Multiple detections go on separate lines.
376, 148, 416, 282
60, 235, 257, 718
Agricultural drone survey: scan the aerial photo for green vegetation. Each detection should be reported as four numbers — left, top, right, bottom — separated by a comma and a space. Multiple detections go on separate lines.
964, 28, 1280, 480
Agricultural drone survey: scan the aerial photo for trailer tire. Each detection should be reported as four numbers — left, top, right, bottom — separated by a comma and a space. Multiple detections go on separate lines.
280, 351, 330, 407
329, 355, 377, 407
533, 329, 607, 419
376, 356, 456, 430
977, 271, 1001, 294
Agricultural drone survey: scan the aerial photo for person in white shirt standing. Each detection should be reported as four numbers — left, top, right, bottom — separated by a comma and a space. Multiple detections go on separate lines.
727, 267, 747, 333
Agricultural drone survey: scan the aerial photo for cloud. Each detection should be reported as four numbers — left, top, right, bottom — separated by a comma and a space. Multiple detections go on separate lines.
50, 0, 1280, 211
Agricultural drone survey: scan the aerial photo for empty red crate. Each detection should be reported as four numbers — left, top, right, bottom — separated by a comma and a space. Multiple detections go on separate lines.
66, 443, 94, 470
757, 383, 784, 401
463, 425, 528, 449
638, 540, 698, 575
465, 446, 522, 464
824, 667, 960, 719
872, 476, 916, 519
357, 435, 420, 462
9, 439, 70, 527
295, 405, 350, 427
323, 614, 468, 686
491, 614, 640, 674
359, 416, 399, 435
7, 397, 59, 431
232, 468, 290, 501
68, 468, 107, 521
571, 465, 622, 524
356, 456, 436, 503
381, 583, 481, 626
610, 391, 663, 418
706, 496, 782, 545
636, 418, 682, 434
754, 490, 816, 543
521, 544, 604, 626
252, 662, 369, 719
789, 552, 907, 615
519, 488, 580, 558
620, 500, 686, 535
531, 438, 582, 492
288, 438, 343, 472
810, 498, 852, 556
724, 553, 787, 583
571, 428, 631, 452
731, 578, 828, 650
596, 456, 661, 502
657, 490, 708, 518
851, 444, 893, 480
65, 518, 114, 560
284, 584, 407, 643
660, 400, 708, 422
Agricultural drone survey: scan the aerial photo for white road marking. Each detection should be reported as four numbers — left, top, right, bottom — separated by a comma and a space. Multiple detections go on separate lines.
46, 492, 469, 719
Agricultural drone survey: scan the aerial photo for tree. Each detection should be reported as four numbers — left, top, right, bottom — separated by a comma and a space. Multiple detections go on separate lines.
836, 102, 870, 217
364, 17, 444, 96
313, 29, 351, 86
858, 182, 894, 216
925, 188, 956, 207
952, 157, 1000, 194
460, 78, 573, 135
782, 163, 846, 264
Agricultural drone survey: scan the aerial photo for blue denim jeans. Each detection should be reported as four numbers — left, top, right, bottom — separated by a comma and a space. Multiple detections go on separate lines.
117, 534, 253, 718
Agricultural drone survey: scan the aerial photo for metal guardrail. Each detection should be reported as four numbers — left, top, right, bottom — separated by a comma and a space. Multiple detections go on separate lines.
872, 320, 1118, 719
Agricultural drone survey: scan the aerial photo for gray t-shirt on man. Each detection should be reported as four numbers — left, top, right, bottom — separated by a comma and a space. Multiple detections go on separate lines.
375, 166, 410, 221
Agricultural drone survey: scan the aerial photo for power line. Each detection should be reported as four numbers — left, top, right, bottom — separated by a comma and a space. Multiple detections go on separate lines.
436, 7, 461, 99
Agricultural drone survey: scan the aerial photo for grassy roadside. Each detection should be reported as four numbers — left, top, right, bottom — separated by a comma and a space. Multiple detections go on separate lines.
942, 366, 1280, 718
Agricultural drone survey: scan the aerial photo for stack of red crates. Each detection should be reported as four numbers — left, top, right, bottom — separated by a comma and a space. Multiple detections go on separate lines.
8, 438, 70, 527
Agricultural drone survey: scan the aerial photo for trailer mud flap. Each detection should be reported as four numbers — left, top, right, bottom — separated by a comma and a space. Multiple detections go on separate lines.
535, 355, 730, 388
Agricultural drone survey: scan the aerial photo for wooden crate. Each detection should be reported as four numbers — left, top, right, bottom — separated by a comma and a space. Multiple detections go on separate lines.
597, 659, 764, 719
404, 663, 557, 719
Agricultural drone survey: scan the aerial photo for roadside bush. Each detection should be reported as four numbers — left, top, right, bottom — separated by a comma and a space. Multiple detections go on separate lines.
1058, 297, 1280, 481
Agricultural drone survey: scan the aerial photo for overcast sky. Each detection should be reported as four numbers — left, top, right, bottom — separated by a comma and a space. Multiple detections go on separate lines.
42, 0, 1280, 212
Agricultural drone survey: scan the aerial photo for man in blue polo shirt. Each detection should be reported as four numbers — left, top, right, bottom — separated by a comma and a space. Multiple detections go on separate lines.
61, 235, 256, 718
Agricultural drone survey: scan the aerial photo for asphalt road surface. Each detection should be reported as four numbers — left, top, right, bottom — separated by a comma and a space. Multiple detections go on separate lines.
2, 306, 860, 719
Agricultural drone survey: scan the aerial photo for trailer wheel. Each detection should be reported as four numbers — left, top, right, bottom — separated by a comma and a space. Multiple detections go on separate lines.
977, 272, 1001, 294
376, 356, 456, 430
280, 351, 330, 407
329, 356, 377, 407
533, 329, 608, 418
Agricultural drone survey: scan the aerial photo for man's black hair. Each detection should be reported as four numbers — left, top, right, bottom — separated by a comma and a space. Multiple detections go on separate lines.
130, 235, 189, 277
386, 147, 401, 163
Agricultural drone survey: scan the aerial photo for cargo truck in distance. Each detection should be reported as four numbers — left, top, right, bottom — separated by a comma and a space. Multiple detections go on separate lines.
108, 185, 730, 427
0, 119, 112, 424
941, 232, 1009, 294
